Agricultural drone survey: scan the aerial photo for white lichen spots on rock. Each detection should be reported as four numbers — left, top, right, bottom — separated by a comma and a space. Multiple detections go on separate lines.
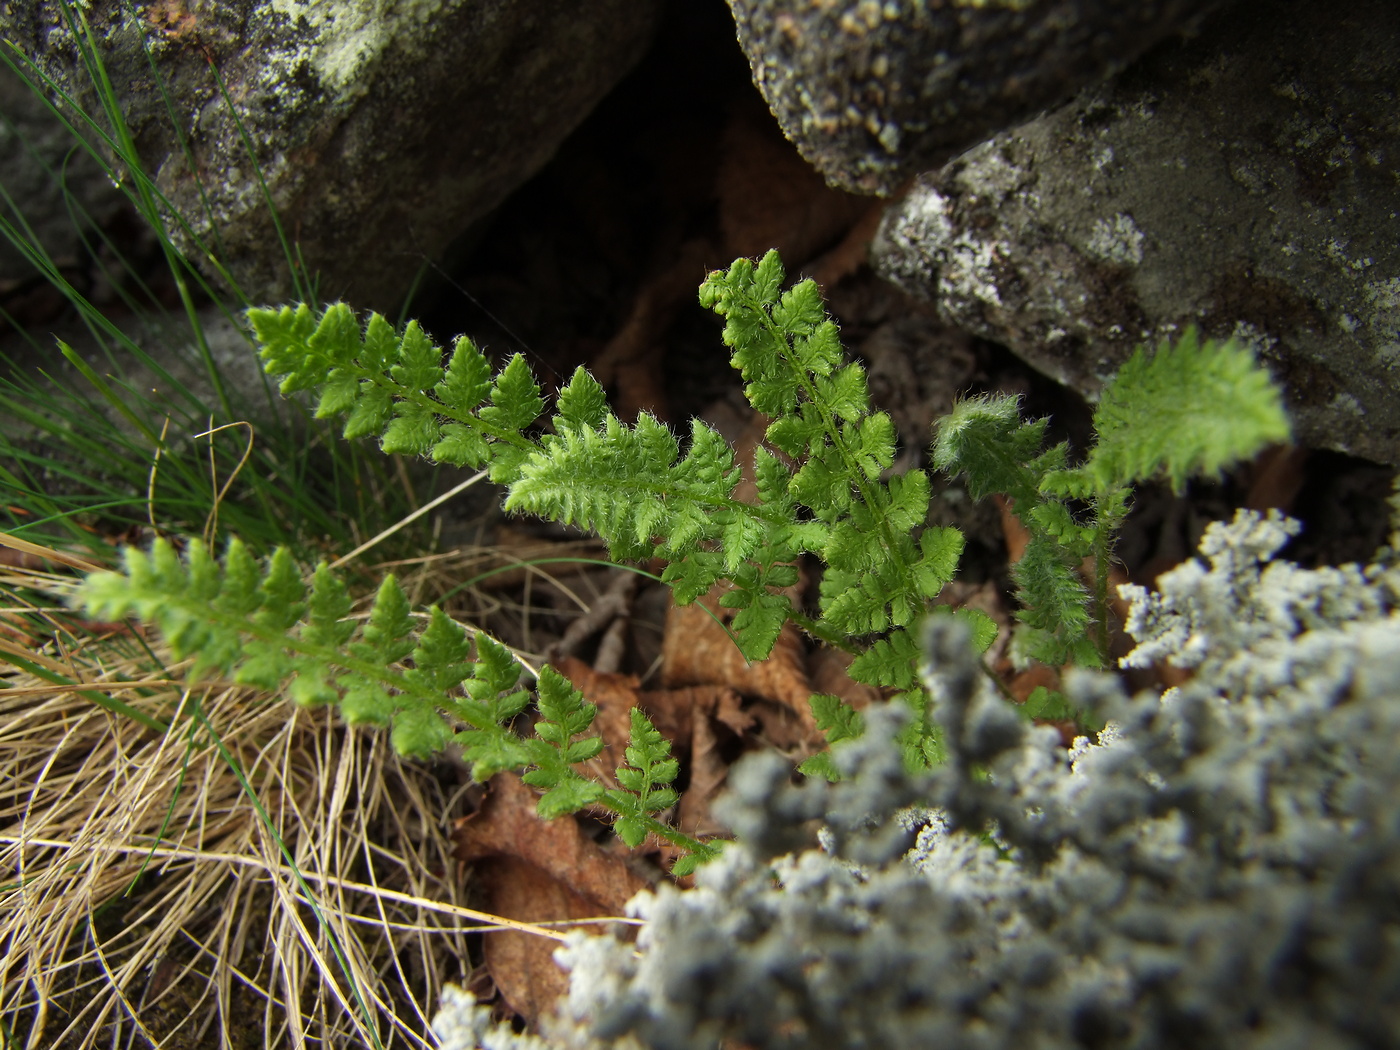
1331, 391, 1364, 417
1086, 212, 1145, 265
1230, 321, 1278, 356
269, 0, 453, 98
1322, 236, 1373, 273
942, 235, 1004, 307
1364, 276, 1400, 367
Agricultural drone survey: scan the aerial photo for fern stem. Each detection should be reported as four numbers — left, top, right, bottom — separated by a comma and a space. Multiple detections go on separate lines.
745, 291, 913, 590
786, 607, 859, 653
1087, 489, 1128, 668
600, 793, 717, 859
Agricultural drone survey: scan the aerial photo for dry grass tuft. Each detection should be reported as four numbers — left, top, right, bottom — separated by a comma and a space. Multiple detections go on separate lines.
0, 555, 558, 1050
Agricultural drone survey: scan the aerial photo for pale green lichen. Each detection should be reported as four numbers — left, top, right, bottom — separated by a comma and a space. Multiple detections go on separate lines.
268, 0, 457, 99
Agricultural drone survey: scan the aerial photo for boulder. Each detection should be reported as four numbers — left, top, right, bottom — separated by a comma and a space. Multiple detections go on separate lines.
724, 0, 1222, 195
873, 0, 1400, 465
2, 1, 659, 311
0, 62, 131, 289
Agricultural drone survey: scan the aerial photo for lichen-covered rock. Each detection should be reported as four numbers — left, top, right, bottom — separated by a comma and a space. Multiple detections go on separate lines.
2, 1, 658, 310
873, 0, 1400, 465
724, 0, 1222, 196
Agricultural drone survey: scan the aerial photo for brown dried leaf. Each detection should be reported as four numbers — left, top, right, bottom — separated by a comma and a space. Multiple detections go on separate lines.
675, 711, 731, 840
472, 857, 598, 1027
453, 773, 652, 1024
1245, 444, 1309, 513
454, 773, 651, 909
807, 646, 884, 711
661, 589, 817, 743
994, 493, 1032, 565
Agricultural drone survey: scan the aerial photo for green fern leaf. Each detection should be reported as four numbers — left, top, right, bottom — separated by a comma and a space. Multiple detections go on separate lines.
940, 606, 999, 654
316, 372, 359, 418
405, 607, 474, 694
389, 321, 444, 392
532, 776, 606, 820
554, 366, 609, 432
467, 634, 525, 702
431, 424, 490, 468
289, 665, 340, 708
1011, 535, 1095, 666
436, 335, 493, 410
752, 446, 794, 511
675, 419, 740, 494
848, 628, 920, 689
213, 537, 261, 617
765, 410, 824, 459
340, 677, 396, 726
661, 551, 724, 606
254, 548, 306, 631
809, 692, 864, 743
791, 449, 851, 513
610, 708, 681, 848
910, 527, 964, 598
351, 576, 415, 664
480, 354, 544, 431
360, 312, 397, 372
824, 520, 877, 573
815, 363, 870, 422
721, 512, 766, 572
343, 383, 394, 440
390, 704, 454, 758
246, 303, 319, 391
380, 401, 440, 456
851, 413, 896, 481
533, 665, 600, 748
725, 588, 789, 661
797, 751, 842, 781
821, 569, 891, 635
770, 277, 824, 336
884, 470, 931, 532
1029, 500, 1094, 553
1072, 328, 1291, 493
792, 319, 843, 377
932, 394, 1047, 505
796, 693, 869, 782
304, 563, 355, 647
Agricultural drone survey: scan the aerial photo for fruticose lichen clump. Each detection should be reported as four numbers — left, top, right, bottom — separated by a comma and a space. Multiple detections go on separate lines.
434, 509, 1400, 1050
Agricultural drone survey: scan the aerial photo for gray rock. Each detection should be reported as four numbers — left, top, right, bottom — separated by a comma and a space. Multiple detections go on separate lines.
725, 0, 1222, 196
873, 0, 1400, 465
2, 1, 659, 311
0, 62, 132, 287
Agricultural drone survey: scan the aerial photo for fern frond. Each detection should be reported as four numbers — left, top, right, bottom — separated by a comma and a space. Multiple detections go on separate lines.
610, 707, 682, 848
932, 394, 1056, 505
76, 539, 715, 866
1060, 328, 1291, 494
247, 304, 540, 481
